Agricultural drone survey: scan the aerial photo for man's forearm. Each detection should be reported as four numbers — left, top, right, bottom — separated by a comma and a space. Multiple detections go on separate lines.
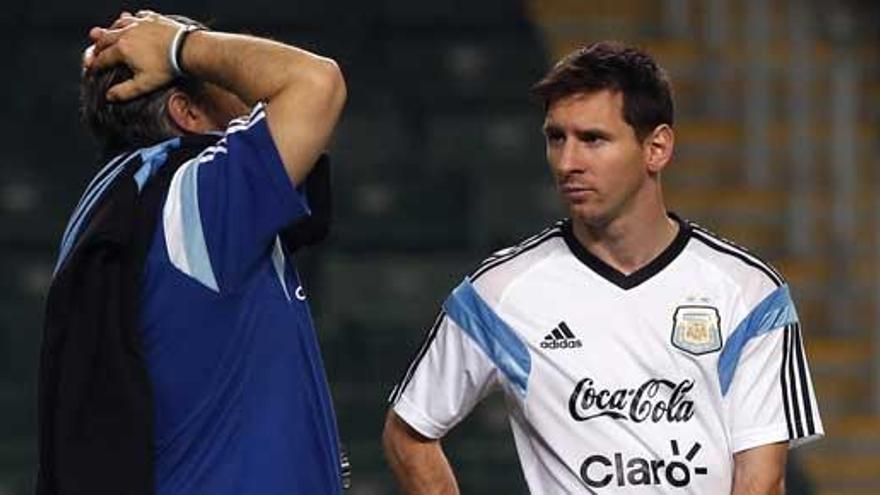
180, 29, 346, 185
732, 474, 785, 495
383, 412, 459, 495
180, 31, 340, 108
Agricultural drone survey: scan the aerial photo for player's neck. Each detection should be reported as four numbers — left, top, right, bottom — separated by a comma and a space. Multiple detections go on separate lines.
571, 203, 679, 276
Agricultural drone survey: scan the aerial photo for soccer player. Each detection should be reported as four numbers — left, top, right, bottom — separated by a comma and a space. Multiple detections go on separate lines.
38, 11, 346, 495
383, 42, 823, 494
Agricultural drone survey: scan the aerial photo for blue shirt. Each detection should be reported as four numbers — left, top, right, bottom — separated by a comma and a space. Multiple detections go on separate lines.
136, 104, 342, 494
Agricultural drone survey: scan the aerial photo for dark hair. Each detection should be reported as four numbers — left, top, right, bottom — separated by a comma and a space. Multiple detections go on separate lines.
530, 41, 674, 141
80, 15, 209, 153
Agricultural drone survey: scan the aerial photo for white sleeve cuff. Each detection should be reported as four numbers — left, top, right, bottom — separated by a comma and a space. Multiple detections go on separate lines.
392, 395, 451, 440
732, 424, 824, 453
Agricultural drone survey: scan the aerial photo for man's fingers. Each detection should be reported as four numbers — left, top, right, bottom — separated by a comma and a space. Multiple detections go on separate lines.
90, 27, 119, 50
110, 14, 137, 30
82, 45, 96, 72
88, 44, 125, 72
88, 26, 106, 42
106, 74, 167, 102
105, 78, 144, 102
92, 25, 135, 54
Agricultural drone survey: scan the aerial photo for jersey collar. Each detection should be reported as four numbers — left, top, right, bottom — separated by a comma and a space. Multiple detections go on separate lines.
561, 212, 691, 290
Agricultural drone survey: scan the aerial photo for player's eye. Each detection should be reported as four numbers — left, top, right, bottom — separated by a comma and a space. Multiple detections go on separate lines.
579, 132, 606, 146
544, 130, 565, 145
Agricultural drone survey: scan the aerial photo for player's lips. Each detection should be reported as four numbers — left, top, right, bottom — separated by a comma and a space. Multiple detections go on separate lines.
559, 185, 596, 201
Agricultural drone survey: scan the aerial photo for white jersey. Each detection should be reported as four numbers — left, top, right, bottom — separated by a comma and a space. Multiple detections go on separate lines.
390, 216, 823, 494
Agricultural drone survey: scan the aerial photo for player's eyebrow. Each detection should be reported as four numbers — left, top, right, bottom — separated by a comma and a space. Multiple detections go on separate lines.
575, 128, 612, 141
542, 123, 562, 136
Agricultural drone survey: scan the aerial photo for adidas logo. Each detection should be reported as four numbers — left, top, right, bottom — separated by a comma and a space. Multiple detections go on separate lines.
541, 321, 583, 350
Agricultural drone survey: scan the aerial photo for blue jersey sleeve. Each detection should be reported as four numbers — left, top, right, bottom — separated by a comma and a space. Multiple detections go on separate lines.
162, 103, 309, 292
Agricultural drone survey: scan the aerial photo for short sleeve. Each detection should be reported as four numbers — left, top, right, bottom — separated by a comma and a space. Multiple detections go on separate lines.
162, 103, 309, 291
390, 311, 500, 439
723, 285, 824, 452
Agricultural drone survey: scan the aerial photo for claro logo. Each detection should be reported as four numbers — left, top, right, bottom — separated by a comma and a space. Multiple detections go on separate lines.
580, 440, 708, 489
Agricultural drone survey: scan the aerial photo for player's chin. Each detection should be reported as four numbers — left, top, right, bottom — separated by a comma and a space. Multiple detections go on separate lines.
567, 203, 608, 226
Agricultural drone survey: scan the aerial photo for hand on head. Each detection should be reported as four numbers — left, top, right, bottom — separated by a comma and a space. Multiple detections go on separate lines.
83, 10, 185, 102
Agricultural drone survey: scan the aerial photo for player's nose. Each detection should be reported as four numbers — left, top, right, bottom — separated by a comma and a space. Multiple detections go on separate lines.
555, 139, 583, 175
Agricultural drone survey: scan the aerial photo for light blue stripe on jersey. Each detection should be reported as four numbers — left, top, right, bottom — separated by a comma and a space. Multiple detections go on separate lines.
271, 236, 291, 301
60, 152, 127, 242
54, 152, 139, 275
55, 138, 183, 276
163, 157, 219, 292
134, 137, 181, 192
443, 279, 531, 397
718, 284, 799, 396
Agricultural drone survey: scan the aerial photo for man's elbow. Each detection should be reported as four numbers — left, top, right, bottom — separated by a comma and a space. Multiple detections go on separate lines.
308, 57, 347, 111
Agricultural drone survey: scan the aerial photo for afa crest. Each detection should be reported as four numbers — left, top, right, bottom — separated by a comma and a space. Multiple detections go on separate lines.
671, 306, 722, 355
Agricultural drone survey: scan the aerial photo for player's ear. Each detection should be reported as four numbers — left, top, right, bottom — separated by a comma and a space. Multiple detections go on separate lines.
644, 124, 674, 174
167, 90, 214, 134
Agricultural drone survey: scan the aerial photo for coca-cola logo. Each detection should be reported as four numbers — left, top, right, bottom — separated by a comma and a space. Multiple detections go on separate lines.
568, 377, 695, 423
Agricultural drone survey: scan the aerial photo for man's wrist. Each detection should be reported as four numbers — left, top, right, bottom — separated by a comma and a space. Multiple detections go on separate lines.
168, 24, 202, 77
